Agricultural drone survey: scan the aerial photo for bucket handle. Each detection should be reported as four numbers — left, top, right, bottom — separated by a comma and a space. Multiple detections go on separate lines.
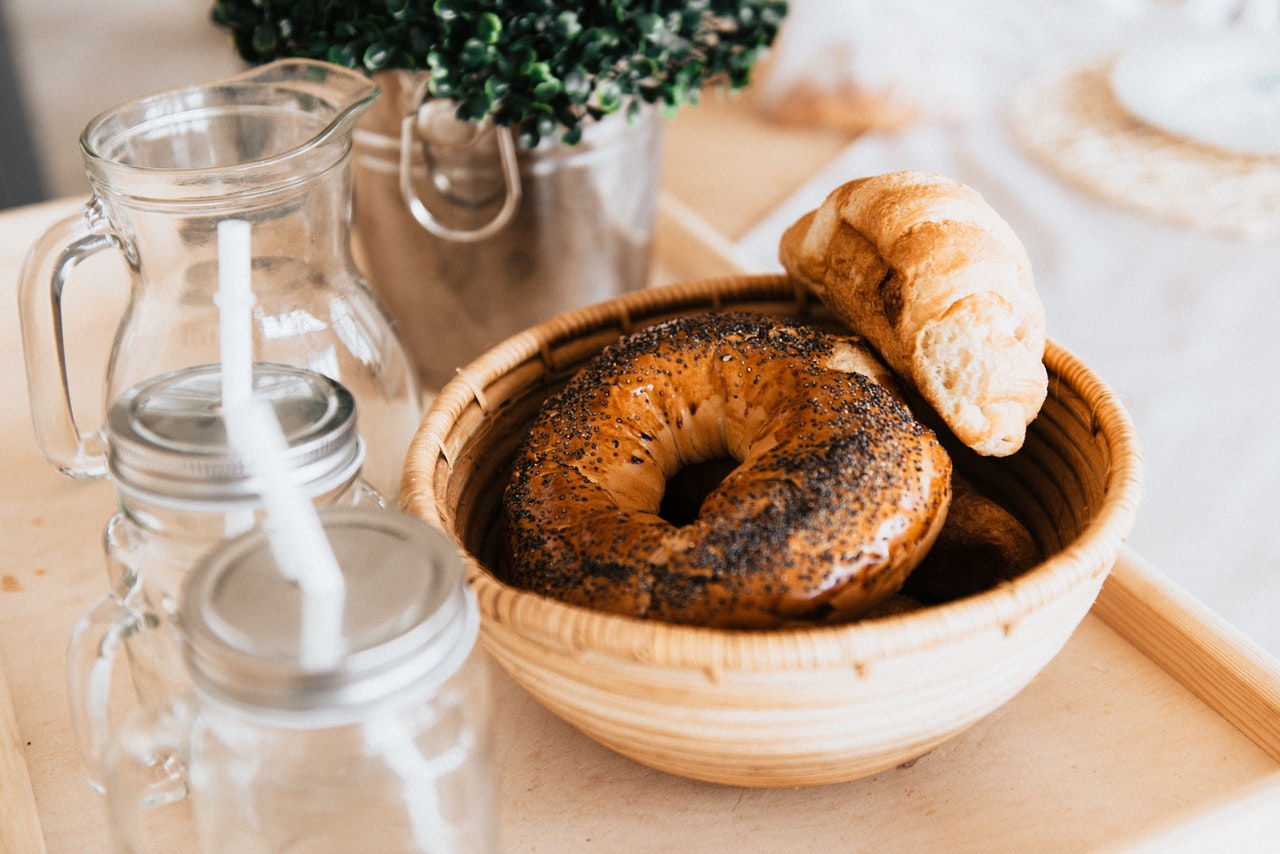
398, 78, 521, 243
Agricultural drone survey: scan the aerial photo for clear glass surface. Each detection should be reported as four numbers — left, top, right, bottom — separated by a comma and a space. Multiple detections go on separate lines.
18, 60, 421, 497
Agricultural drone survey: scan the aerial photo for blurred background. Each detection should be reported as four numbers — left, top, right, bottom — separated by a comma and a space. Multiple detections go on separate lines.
1, 0, 240, 207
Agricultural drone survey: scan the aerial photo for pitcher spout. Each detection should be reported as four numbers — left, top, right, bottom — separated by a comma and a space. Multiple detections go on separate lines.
80, 59, 381, 198
225, 58, 381, 144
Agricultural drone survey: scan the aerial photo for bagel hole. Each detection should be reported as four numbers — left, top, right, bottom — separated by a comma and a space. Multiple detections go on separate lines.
659, 456, 740, 527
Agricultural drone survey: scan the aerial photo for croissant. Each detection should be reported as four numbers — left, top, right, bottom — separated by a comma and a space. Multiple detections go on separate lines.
780, 171, 1047, 456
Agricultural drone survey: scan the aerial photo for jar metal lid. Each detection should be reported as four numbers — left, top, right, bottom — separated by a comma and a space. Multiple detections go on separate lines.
107, 363, 362, 504
180, 507, 476, 717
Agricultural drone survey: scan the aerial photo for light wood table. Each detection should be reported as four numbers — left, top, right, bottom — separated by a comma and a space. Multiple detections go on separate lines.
4, 97, 1280, 853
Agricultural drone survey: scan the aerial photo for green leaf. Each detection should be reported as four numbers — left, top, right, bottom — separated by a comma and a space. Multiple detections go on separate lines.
533, 79, 561, 102
594, 79, 622, 112
460, 37, 491, 67
554, 11, 581, 39
251, 22, 278, 55
326, 42, 358, 68
477, 12, 503, 44
363, 42, 394, 70
484, 75, 511, 102
636, 13, 664, 42
524, 60, 553, 83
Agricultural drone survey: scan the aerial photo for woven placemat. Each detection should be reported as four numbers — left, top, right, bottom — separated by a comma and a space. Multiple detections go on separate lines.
1008, 62, 1280, 242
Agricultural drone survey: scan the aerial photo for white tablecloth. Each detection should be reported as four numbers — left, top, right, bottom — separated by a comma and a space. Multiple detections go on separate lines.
734, 115, 1280, 658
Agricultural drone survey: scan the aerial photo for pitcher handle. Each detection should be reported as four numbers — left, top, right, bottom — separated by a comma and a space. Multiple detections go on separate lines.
17, 199, 119, 478
398, 80, 521, 243
67, 593, 141, 792
103, 699, 193, 854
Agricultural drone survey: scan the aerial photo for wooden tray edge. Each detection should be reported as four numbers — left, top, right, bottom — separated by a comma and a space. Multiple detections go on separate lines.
1095, 549, 1280, 763
0, 657, 48, 854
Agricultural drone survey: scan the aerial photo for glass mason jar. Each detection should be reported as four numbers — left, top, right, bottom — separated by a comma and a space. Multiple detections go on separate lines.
68, 363, 383, 791
103, 507, 497, 854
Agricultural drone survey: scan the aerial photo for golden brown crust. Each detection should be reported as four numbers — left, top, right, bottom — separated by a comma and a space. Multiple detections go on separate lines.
779, 171, 1048, 456
502, 312, 952, 629
901, 475, 1041, 603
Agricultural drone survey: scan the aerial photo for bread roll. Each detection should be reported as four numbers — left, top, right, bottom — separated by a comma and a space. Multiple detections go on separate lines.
901, 474, 1040, 602
780, 171, 1047, 456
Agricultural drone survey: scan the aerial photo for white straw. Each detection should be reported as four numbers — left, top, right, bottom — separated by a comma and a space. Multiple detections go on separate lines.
215, 217, 346, 672
224, 400, 347, 671
215, 219, 254, 413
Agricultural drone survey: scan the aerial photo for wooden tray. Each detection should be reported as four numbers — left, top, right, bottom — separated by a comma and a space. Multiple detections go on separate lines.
487, 549, 1280, 852
2, 196, 1279, 852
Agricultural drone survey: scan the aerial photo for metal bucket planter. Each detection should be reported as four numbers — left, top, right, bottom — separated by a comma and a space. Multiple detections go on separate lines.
353, 71, 665, 392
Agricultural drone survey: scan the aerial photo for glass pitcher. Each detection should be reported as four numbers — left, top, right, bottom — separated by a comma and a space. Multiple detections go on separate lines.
18, 59, 421, 498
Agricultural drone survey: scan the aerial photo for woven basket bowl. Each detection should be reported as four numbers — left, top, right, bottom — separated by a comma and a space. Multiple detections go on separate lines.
401, 274, 1143, 788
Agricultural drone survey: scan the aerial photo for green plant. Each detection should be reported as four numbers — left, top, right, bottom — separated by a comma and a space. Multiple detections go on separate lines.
211, 0, 787, 146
